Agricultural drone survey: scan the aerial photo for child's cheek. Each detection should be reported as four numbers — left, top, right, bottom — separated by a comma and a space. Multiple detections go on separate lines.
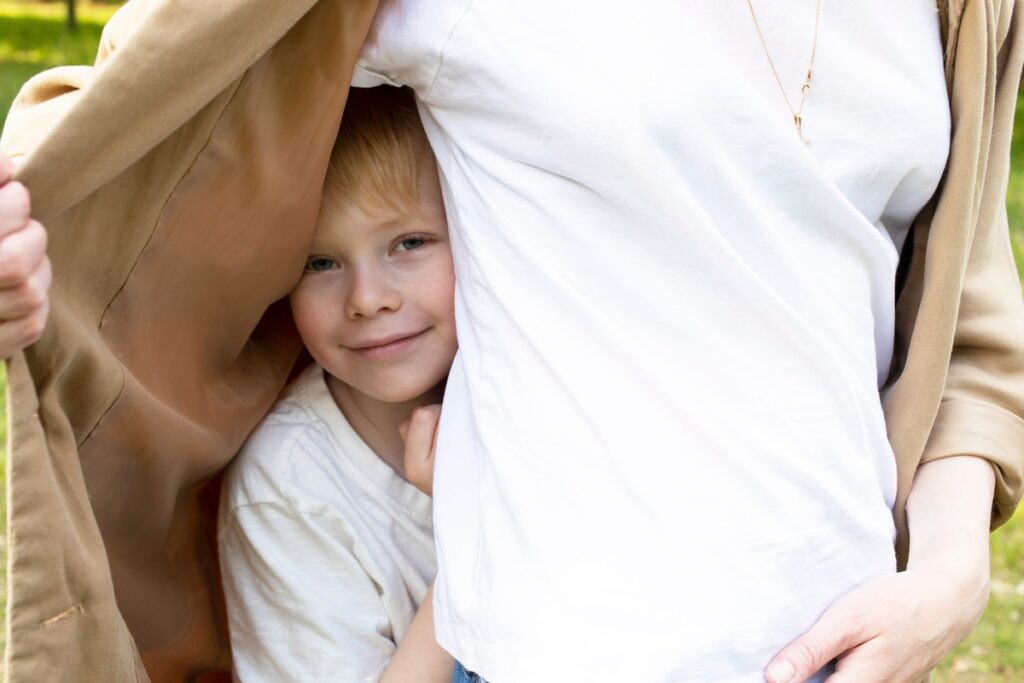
419, 251, 456, 312
289, 278, 336, 352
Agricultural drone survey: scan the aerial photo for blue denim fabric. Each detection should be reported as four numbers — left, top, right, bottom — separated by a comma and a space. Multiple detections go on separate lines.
452, 659, 831, 681
452, 662, 487, 683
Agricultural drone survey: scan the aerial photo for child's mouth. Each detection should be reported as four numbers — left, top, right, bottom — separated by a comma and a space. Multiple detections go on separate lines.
346, 329, 430, 361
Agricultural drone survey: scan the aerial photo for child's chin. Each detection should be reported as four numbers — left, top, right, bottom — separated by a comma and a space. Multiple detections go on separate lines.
364, 376, 437, 404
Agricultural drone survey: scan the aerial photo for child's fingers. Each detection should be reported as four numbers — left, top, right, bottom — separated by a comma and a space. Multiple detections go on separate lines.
401, 405, 442, 458
402, 405, 442, 496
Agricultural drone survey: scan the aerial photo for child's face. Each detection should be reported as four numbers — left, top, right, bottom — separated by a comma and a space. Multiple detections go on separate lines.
290, 157, 457, 404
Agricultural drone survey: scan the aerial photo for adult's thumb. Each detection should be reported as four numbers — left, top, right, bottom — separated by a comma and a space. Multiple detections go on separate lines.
764, 603, 866, 683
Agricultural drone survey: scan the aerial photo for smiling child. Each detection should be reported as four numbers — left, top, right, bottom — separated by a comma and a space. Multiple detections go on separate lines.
218, 86, 455, 683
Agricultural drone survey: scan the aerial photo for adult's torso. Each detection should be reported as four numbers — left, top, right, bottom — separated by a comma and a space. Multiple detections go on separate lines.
355, 1, 950, 679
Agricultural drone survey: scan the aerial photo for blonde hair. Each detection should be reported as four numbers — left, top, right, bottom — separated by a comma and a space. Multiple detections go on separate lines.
322, 86, 431, 215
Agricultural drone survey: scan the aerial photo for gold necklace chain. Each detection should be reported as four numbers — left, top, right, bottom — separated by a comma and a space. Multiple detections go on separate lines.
745, 0, 822, 143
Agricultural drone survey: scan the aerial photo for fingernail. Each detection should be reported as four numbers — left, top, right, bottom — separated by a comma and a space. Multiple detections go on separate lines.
766, 659, 797, 683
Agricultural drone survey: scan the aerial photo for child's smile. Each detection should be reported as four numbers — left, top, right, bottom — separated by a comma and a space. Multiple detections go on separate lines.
344, 327, 434, 361
290, 154, 457, 405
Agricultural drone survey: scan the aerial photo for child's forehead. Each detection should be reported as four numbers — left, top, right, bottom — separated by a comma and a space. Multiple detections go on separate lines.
314, 152, 446, 244
313, 195, 441, 241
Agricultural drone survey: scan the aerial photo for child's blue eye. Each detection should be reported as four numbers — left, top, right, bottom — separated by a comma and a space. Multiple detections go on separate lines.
304, 257, 336, 272
394, 237, 427, 253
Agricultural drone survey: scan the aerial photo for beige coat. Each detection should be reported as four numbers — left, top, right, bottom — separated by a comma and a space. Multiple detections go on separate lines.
1, 0, 1022, 681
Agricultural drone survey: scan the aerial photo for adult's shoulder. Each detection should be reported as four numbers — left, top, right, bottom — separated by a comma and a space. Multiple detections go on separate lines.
355, 0, 478, 91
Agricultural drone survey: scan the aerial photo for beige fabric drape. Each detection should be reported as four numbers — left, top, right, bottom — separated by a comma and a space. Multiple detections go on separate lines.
1, 0, 1022, 680
885, 0, 1024, 555
2, 1, 378, 679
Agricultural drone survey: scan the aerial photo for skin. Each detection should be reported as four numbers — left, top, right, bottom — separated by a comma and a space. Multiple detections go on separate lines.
288, 151, 455, 683
0, 156, 51, 357
765, 455, 994, 682
289, 155, 457, 478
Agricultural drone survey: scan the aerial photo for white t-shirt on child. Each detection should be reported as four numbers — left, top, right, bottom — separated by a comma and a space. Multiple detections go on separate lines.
218, 364, 436, 683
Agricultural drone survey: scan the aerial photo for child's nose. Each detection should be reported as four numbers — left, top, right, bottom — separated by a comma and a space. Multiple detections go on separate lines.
345, 268, 402, 319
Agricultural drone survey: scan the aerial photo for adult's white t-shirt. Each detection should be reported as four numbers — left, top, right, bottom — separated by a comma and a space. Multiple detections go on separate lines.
355, 2, 951, 681
219, 364, 436, 683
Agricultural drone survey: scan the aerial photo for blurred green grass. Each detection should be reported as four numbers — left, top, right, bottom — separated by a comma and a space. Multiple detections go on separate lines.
0, 1, 1022, 680
0, 2, 113, 119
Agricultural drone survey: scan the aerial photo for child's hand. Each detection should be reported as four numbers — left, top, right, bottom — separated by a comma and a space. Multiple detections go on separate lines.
399, 404, 441, 496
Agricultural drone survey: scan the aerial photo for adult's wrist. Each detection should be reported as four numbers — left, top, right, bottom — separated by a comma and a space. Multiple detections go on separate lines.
904, 455, 993, 632
906, 455, 994, 558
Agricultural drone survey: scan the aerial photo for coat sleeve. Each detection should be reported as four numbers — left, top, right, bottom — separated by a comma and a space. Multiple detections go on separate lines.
919, 0, 1024, 529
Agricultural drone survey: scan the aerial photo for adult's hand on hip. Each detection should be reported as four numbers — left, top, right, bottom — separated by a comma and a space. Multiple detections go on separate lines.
763, 559, 988, 682
0, 155, 51, 358
765, 455, 995, 683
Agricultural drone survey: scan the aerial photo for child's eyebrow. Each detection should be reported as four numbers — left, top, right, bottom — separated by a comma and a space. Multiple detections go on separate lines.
375, 216, 411, 232
376, 214, 438, 233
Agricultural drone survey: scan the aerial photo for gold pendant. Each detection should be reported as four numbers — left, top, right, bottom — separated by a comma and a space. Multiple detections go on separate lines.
793, 114, 809, 144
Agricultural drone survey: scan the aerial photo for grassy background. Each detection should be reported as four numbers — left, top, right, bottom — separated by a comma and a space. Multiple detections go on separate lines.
0, 1, 114, 116
0, 1, 1022, 679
